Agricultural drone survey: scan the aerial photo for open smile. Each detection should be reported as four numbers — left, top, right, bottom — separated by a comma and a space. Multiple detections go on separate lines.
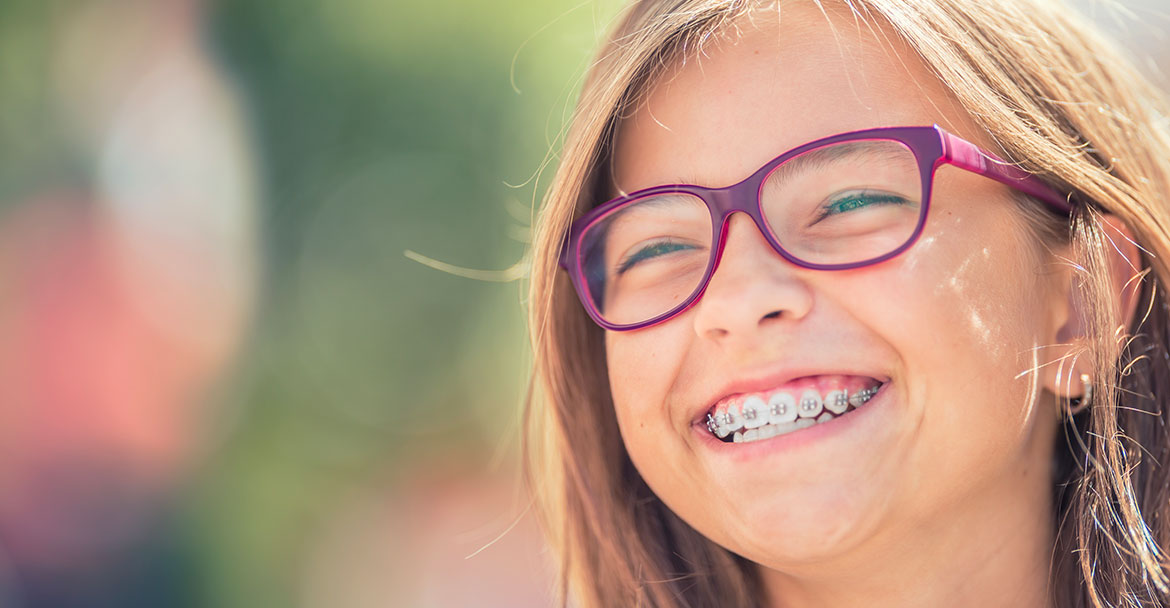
705, 375, 886, 444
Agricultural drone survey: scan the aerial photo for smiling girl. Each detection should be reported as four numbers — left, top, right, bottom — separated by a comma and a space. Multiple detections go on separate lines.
523, 1, 1170, 606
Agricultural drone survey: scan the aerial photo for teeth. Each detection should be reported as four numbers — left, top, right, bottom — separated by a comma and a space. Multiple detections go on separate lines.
797, 390, 823, 419
708, 413, 731, 438
741, 396, 767, 429
771, 421, 797, 436
768, 392, 797, 424
824, 389, 848, 415
725, 403, 744, 433
849, 386, 879, 407
707, 382, 885, 444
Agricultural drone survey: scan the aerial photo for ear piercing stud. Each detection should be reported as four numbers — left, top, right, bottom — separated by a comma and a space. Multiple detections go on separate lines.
1067, 373, 1094, 416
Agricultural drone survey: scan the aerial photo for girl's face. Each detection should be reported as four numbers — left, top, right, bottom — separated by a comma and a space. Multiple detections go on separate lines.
605, 7, 1071, 576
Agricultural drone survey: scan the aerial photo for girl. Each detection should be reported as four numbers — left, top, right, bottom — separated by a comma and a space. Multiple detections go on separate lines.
524, 1, 1170, 605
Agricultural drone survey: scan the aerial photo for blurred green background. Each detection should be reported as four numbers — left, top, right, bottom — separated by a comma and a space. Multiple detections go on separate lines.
0, 0, 622, 606
196, 0, 622, 605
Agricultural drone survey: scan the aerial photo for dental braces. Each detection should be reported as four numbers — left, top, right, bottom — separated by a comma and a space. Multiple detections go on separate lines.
706, 385, 881, 435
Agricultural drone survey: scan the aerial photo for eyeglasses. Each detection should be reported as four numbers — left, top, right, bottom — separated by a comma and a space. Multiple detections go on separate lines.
558, 124, 1072, 331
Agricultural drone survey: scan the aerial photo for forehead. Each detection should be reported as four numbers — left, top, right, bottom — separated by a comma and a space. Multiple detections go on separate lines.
612, 4, 971, 193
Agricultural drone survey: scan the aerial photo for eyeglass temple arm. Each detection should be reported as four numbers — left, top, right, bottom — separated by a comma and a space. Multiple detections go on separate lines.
939, 128, 1073, 214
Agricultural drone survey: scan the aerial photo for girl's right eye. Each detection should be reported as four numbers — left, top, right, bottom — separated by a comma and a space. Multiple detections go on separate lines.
617, 240, 698, 275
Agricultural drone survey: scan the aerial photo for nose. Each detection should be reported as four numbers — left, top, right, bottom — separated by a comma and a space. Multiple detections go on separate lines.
691, 212, 814, 343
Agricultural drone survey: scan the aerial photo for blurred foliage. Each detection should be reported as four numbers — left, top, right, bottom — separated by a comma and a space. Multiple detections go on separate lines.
0, 3, 88, 202
191, 0, 622, 605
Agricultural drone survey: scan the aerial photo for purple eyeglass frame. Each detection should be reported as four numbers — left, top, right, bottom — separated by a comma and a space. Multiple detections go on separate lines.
557, 124, 1073, 332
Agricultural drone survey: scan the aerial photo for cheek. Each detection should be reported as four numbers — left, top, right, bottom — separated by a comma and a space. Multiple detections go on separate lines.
605, 326, 692, 451
898, 210, 1050, 364
882, 209, 1058, 469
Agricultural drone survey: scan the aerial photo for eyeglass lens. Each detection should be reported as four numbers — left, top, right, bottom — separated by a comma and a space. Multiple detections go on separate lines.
579, 139, 923, 326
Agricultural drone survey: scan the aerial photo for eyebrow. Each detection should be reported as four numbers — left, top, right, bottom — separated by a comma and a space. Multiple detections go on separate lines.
619, 192, 699, 209
612, 181, 694, 199
615, 140, 917, 197
762, 140, 918, 189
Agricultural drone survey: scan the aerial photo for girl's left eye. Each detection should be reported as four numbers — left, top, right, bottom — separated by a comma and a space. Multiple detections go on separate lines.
814, 190, 912, 221
617, 240, 698, 274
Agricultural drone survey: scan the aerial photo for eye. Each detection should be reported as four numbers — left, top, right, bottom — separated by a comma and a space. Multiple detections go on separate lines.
617, 239, 699, 275
813, 189, 914, 223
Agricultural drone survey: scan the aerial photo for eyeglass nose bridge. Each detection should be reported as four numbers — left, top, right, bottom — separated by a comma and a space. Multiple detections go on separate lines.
703, 176, 810, 273
705, 172, 761, 217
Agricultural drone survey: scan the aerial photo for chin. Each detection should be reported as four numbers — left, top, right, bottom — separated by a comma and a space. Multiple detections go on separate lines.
702, 481, 883, 568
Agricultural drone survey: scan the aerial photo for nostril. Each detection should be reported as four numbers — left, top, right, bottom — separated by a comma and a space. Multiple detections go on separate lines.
762, 310, 782, 320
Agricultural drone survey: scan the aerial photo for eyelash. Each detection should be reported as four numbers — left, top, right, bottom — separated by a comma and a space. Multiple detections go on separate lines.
617, 240, 698, 274
813, 190, 910, 222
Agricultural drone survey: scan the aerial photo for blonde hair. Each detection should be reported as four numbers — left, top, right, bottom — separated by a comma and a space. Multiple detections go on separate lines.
523, 1, 1170, 606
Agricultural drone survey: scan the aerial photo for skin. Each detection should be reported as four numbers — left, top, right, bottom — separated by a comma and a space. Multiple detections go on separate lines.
604, 6, 1094, 607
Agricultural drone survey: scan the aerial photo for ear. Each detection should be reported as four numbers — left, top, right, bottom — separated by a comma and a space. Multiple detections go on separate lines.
1101, 213, 1145, 334
1042, 213, 1143, 400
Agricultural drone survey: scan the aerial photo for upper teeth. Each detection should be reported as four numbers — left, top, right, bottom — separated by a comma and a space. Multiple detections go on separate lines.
850, 387, 877, 407
741, 396, 767, 429
768, 392, 797, 425
706, 384, 881, 442
824, 389, 848, 414
798, 390, 823, 418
